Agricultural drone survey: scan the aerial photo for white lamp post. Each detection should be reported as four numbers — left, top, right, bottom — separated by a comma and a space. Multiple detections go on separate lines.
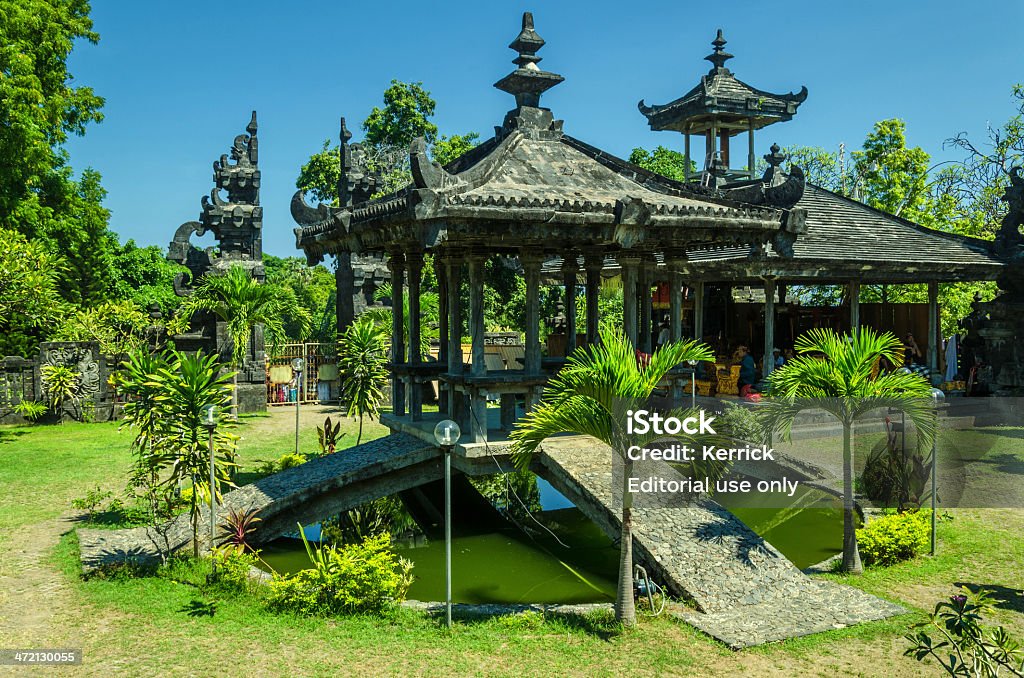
929, 387, 945, 555
687, 359, 698, 409
433, 419, 461, 629
201, 403, 218, 575
292, 358, 304, 456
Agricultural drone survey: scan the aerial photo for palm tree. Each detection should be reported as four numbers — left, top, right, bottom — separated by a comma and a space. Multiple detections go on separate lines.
510, 327, 717, 627
151, 350, 238, 558
363, 281, 439, 360
176, 264, 293, 417
760, 327, 936, 574
337, 316, 389, 445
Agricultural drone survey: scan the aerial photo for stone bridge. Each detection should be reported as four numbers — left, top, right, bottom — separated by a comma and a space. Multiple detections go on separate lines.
78, 430, 902, 648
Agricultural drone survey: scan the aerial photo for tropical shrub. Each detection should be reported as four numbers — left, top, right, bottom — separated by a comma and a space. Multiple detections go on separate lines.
40, 363, 80, 420
316, 416, 344, 455
861, 417, 929, 510
717, 402, 766, 445
337, 316, 389, 445
905, 588, 1023, 675
266, 531, 413, 616
71, 486, 113, 518
13, 399, 47, 422
211, 547, 262, 593
149, 350, 238, 557
216, 507, 262, 553
119, 349, 171, 521
857, 510, 930, 566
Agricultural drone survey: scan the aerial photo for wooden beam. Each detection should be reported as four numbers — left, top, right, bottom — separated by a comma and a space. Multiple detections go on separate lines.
619, 255, 641, 347
763, 278, 776, 380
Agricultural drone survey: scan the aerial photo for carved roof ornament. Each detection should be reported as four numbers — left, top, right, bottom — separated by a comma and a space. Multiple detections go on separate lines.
705, 29, 734, 74
494, 12, 564, 110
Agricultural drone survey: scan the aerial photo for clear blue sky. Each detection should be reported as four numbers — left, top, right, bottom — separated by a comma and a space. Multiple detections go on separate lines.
64, 0, 1024, 257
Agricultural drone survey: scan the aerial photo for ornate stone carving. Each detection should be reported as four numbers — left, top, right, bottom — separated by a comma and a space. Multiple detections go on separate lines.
167, 111, 264, 296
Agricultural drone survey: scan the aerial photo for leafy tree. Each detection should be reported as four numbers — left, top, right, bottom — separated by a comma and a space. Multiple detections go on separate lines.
0, 228, 65, 353
53, 299, 151, 358
110, 240, 186, 316
759, 328, 936, 574
510, 329, 717, 627
433, 132, 481, 166
296, 81, 478, 204
628, 146, 695, 181
0, 0, 104, 232
852, 119, 941, 228
295, 140, 341, 205
175, 264, 292, 416
264, 255, 335, 342
337, 316, 389, 445
362, 80, 438, 149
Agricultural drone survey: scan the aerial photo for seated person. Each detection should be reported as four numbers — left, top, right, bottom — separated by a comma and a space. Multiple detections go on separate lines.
734, 345, 757, 396
903, 333, 923, 366
772, 347, 784, 369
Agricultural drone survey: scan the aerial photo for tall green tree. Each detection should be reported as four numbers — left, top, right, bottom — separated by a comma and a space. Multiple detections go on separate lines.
296, 81, 478, 203
0, 0, 104, 231
0, 228, 66, 356
760, 328, 936, 574
175, 265, 292, 416
510, 329, 718, 627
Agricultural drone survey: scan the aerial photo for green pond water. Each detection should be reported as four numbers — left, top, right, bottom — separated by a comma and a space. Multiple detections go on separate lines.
259, 476, 843, 604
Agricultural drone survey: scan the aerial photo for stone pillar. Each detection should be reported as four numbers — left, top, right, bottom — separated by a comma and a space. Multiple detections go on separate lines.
435, 255, 449, 414
562, 253, 578, 356
522, 253, 543, 375
849, 280, 861, 332
684, 133, 691, 181
584, 251, 602, 347
468, 254, 487, 442
747, 119, 756, 178
387, 251, 405, 417
335, 251, 354, 335
618, 254, 641, 347
639, 258, 653, 353
763, 277, 776, 380
693, 280, 706, 341
446, 254, 463, 419
928, 281, 939, 375
666, 251, 686, 343
407, 251, 423, 421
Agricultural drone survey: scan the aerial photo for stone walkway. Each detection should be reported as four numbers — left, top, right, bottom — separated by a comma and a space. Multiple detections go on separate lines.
536, 439, 904, 648
78, 432, 436, 571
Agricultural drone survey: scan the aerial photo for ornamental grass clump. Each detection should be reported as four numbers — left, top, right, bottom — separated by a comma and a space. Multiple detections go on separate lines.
856, 510, 930, 566
267, 530, 413, 616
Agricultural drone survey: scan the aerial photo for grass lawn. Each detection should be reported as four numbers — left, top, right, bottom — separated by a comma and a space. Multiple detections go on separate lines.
1, 412, 1022, 676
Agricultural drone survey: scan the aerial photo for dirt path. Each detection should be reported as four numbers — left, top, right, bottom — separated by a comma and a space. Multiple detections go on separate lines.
0, 515, 79, 648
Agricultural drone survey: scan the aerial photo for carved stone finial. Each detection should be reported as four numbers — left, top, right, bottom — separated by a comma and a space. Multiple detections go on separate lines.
494, 11, 564, 109
996, 166, 1024, 251
705, 29, 734, 73
764, 143, 786, 168
340, 116, 352, 145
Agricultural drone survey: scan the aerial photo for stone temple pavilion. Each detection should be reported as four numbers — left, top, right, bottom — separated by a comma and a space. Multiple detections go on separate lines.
293, 13, 1004, 442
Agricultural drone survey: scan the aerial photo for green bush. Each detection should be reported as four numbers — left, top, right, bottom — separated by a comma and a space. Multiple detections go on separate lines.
857, 510, 930, 566
276, 453, 307, 470
212, 547, 261, 593
266, 531, 413, 616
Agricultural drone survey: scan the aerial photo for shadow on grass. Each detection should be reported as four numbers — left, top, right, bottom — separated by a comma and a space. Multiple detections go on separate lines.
419, 605, 622, 640
955, 583, 1024, 613
0, 428, 31, 444
180, 599, 217, 617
